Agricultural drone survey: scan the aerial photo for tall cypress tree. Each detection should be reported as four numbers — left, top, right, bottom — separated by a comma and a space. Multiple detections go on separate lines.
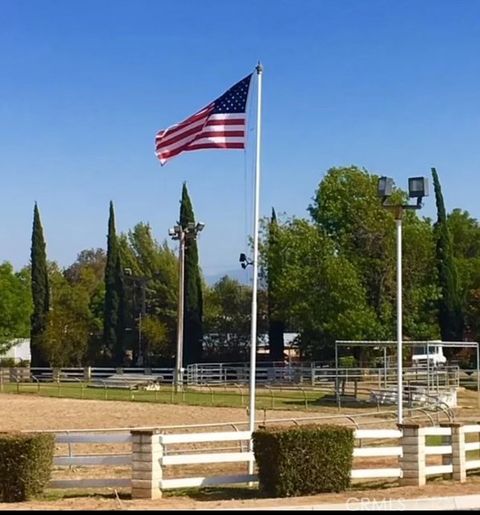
268, 208, 285, 361
180, 183, 203, 365
103, 201, 123, 364
30, 203, 50, 367
432, 167, 464, 341
113, 254, 126, 365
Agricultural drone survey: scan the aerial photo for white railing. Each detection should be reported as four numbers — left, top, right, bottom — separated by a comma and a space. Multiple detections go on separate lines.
151, 427, 405, 491
35, 421, 480, 494
422, 426, 453, 477
352, 429, 402, 479
48, 430, 132, 490
156, 430, 256, 490
463, 424, 480, 471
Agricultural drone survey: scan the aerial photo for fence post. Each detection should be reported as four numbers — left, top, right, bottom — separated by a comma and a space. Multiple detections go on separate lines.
52, 368, 61, 383
442, 422, 466, 483
83, 366, 91, 383
131, 429, 162, 499
398, 423, 426, 486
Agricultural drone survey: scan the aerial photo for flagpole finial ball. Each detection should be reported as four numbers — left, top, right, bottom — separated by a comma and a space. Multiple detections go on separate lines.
256, 62, 263, 74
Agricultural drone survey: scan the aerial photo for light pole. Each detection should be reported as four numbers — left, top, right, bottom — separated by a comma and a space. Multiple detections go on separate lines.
169, 221, 205, 390
378, 176, 428, 424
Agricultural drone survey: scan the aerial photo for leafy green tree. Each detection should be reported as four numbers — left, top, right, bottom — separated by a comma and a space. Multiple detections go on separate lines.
203, 276, 268, 361
309, 166, 397, 327
118, 223, 178, 366
401, 212, 440, 340
308, 166, 439, 344
65, 249, 106, 363
30, 203, 50, 366
140, 315, 171, 364
179, 183, 203, 365
267, 217, 381, 361
0, 263, 32, 353
43, 264, 93, 366
432, 167, 464, 341
448, 209, 480, 298
447, 209, 480, 342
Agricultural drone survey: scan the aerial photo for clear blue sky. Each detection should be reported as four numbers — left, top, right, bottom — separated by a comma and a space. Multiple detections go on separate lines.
2, 0, 480, 277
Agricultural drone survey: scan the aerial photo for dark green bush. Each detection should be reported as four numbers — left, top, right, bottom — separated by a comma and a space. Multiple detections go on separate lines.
253, 424, 354, 497
0, 432, 55, 502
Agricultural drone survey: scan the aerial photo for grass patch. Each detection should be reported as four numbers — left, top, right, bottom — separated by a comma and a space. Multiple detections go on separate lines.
39, 489, 130, 501
1, 383, 338, 411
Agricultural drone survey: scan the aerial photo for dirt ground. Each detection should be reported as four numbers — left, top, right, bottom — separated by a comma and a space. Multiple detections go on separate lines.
1, 392, 480, 510
2, 479, 480, 511
0, 392, 407, 432
0, 392, 268, 432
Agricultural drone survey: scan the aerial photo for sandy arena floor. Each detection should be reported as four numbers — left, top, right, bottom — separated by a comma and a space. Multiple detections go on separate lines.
1, 392, 480, 510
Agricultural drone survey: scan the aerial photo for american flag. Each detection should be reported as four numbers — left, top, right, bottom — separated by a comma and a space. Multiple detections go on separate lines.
155, 74, 252, 165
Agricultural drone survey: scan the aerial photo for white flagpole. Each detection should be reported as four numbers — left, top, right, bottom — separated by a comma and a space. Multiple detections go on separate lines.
248, 63, 263, 474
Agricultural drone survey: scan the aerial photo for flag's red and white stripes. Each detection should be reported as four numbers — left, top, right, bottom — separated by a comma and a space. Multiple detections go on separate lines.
155, 107, 247, 165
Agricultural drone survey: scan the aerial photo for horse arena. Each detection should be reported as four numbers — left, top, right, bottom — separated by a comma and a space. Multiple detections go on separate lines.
0, 358, 480, 509
0, 380, 480, 510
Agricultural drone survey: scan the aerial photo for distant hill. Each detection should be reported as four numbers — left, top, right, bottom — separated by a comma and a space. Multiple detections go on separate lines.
205, 268, 253, 286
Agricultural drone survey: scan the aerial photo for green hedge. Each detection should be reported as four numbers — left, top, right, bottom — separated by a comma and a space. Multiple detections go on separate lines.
253, 424, 354, 497
0, 432, 55, 502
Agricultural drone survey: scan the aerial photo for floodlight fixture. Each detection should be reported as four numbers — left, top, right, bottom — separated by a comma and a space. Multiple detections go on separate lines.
408, 177, 429, 199
378, 176, 394, 200
377, 171, 430, 425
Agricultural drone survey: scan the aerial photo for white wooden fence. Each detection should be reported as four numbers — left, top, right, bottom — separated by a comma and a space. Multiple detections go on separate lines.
352, 429, 402, 479
464, 424, 480, 471
423, 426, 454, 477
157, 431, 256, 490
45, 422, 480, 495
48, 430, 132, 490
48, 427, 405, 493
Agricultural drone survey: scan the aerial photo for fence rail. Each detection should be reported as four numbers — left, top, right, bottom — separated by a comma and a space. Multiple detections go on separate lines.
47, 430, 132, 490
1, 364, 461, 415
0, 363, 464, 389
23, 418, 480, 497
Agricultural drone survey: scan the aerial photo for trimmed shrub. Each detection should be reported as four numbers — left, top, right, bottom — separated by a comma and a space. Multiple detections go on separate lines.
0, 432, 55, 502
253, 424, 354, 497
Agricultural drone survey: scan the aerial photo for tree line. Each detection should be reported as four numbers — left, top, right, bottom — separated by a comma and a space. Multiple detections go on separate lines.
0, 166, 478, 367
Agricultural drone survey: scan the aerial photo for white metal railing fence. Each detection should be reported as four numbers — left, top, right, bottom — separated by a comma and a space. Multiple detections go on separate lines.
0, 364, 462, 391
48, 429, 132, 490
